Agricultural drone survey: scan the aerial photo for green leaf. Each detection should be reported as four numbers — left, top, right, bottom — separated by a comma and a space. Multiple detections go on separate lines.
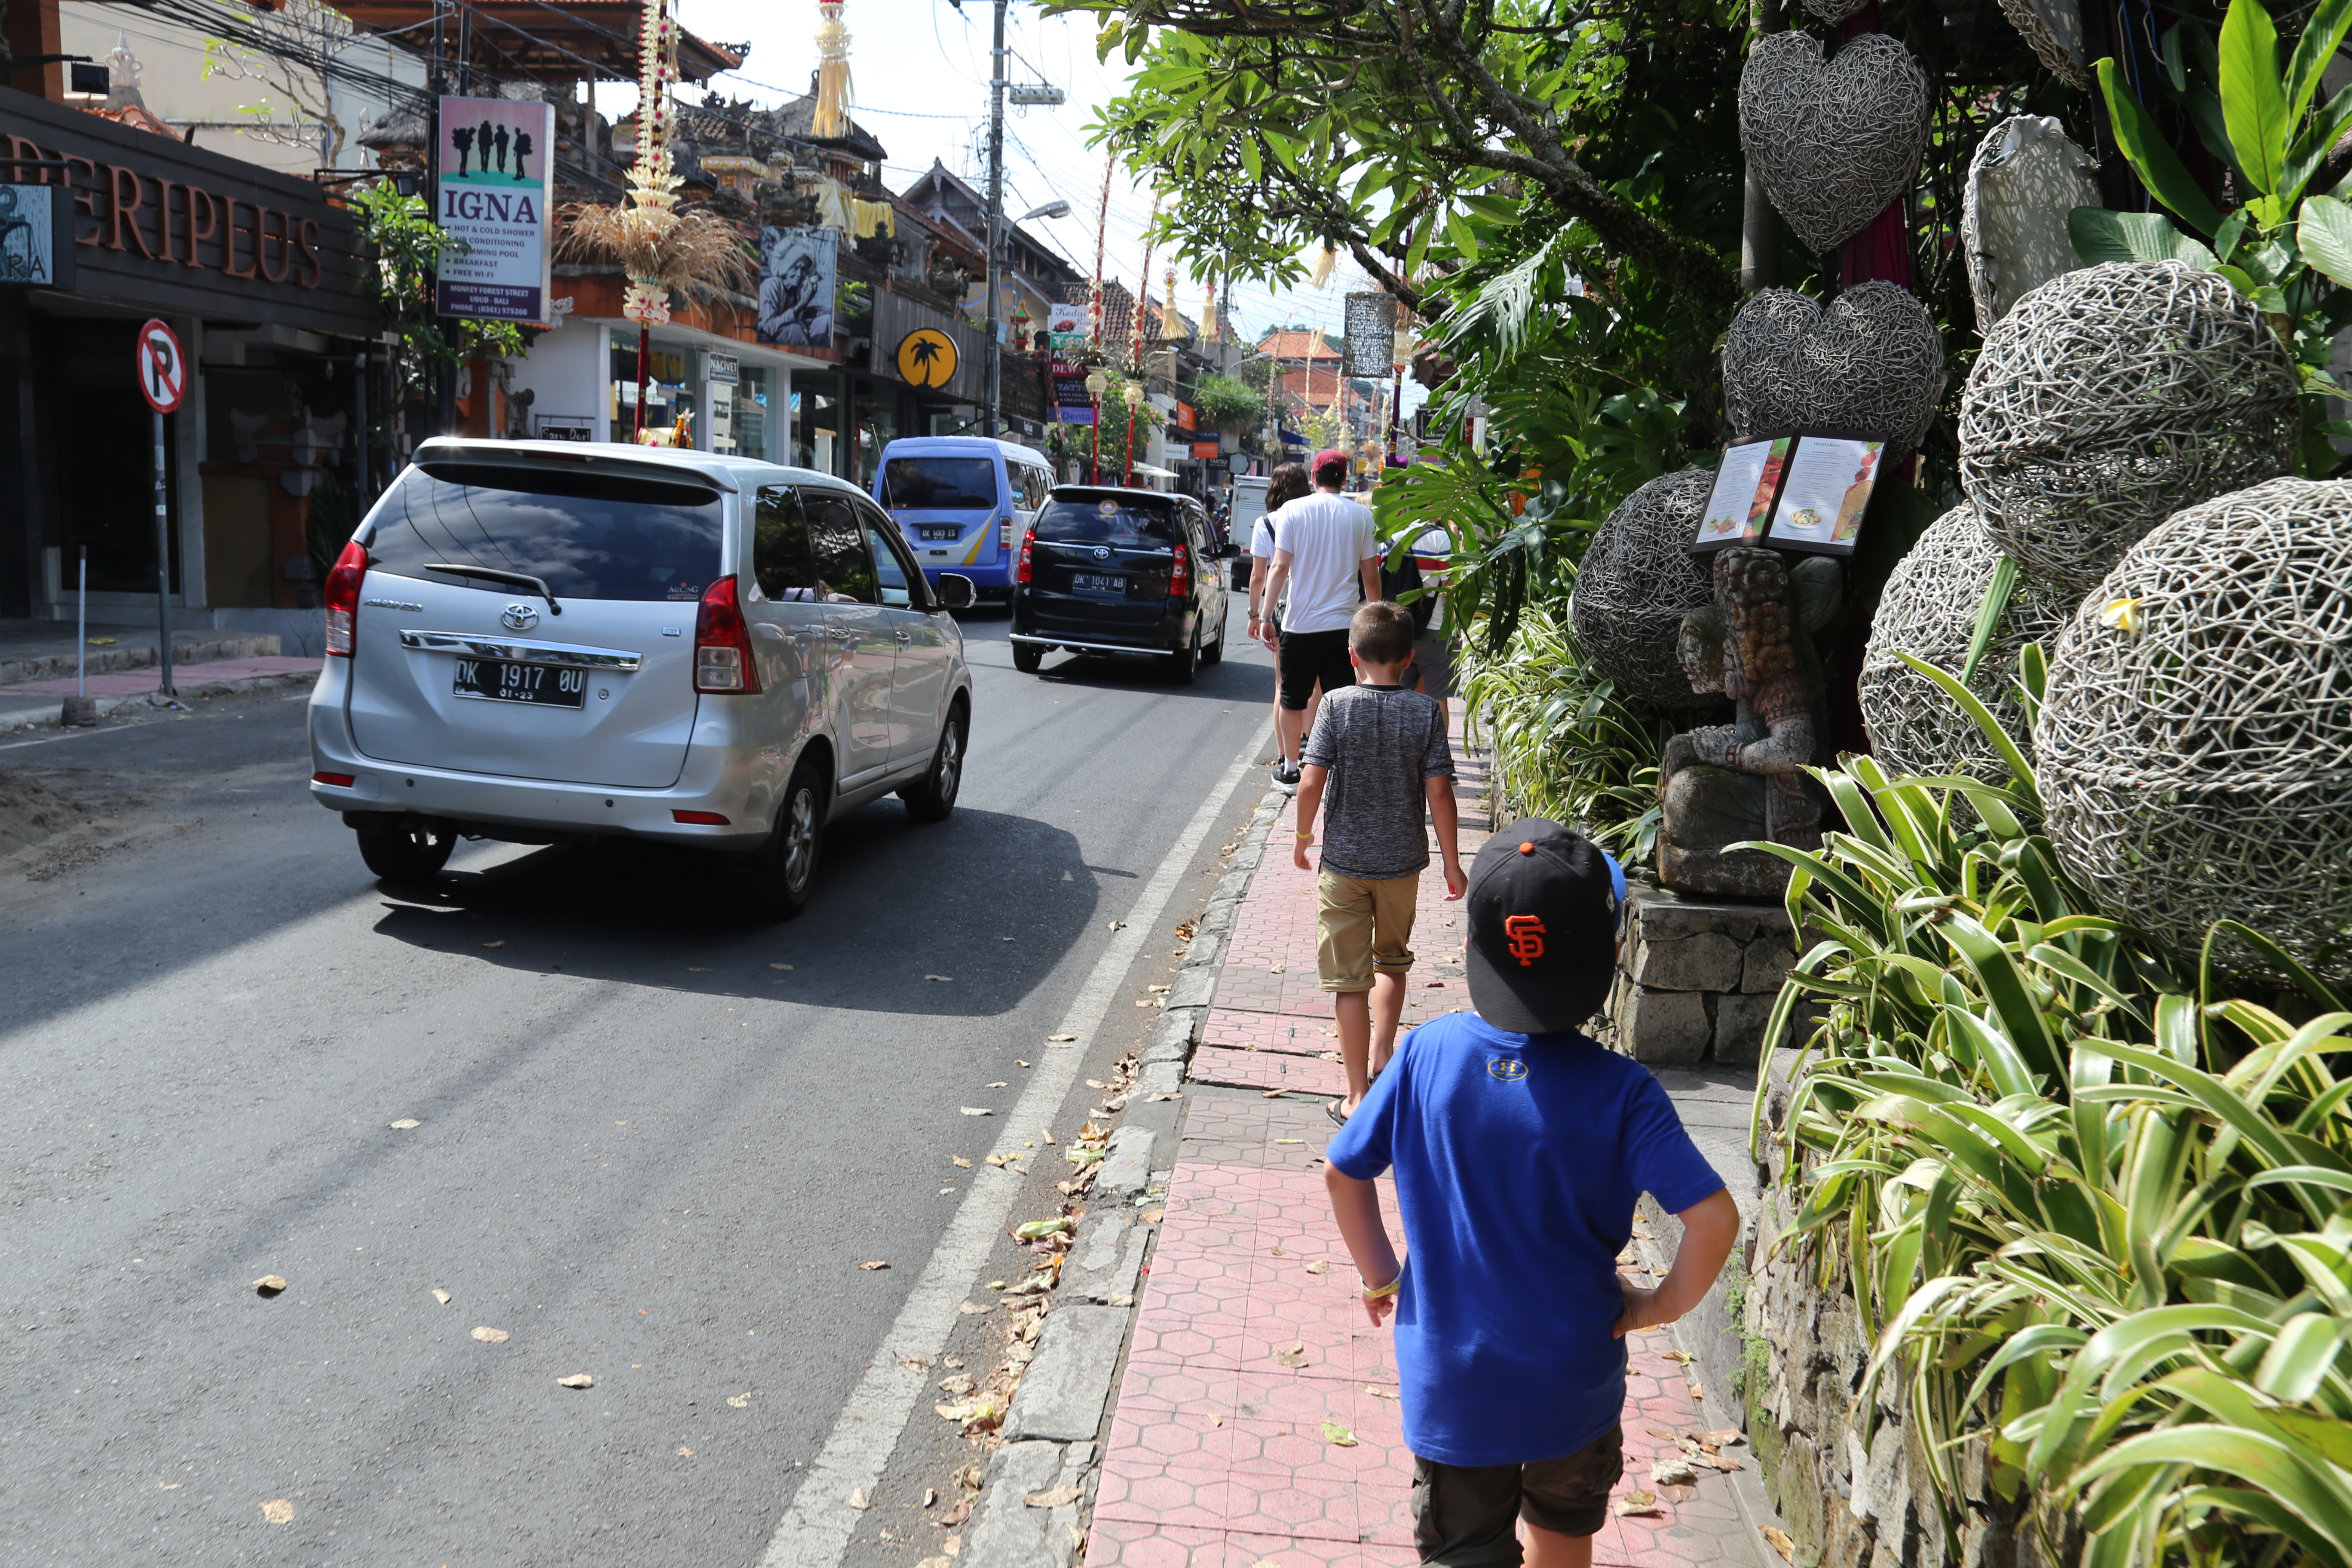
2220, 0, 2290, 193
1960, 556, 2021, 686
2285, 0, 2352, 124
2073, 1426, 2352, 1556
2101, 58, 2230, 233
2300, 193, 2352, 288
2282, 82, 2352, 204
2068, 207, 2221, 269
2252, 1311, 2348, 1400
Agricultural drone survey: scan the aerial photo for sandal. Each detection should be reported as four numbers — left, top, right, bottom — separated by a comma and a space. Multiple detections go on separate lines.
1325, 1099, 1350, 1127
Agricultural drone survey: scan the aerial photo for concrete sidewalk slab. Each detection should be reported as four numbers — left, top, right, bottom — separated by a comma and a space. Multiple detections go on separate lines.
0, 655, 324, 696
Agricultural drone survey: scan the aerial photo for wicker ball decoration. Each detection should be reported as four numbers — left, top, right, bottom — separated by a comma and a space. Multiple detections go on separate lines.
1723, 282, 1945, 449
1570, 469, 1722, 711
1958, 261, 2300, 593
1796, 0, 1874, 21
1858, 503, 2075, 781
1738, 30, 1931, 255
2036, 478, 2352, 983
1963, 115, 2100, 330
1996, 0, 2090, 88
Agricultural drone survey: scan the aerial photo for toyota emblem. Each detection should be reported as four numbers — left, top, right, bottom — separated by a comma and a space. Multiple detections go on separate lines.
1093, 546, 1112, 560
502, 602, 540, 631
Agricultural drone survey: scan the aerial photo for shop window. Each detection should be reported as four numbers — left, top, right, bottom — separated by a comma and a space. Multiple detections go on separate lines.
854, 386, 898, 490
793, 376, 841, 475
735, 368, 771, 461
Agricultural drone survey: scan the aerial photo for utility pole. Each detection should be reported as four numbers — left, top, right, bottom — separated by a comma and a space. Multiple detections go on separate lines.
981, 0, 1007, 438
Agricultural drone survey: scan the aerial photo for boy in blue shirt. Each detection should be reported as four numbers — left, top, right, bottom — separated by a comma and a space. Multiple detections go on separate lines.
1324, 819, 1739, 1568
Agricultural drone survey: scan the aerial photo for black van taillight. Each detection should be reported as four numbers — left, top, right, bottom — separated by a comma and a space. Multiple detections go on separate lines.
1016, 527, 1036, 585
695, 575, 762, 694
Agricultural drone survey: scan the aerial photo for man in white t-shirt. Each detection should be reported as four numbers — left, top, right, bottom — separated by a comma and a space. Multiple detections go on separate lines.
1256, 450, 1384, 791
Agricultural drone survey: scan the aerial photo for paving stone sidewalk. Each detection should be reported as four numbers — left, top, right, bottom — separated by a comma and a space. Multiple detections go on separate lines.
1086, 704, 1785, 1568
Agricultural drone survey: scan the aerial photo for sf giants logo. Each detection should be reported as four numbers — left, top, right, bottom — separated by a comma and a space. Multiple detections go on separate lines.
1504, 914, 1547, 967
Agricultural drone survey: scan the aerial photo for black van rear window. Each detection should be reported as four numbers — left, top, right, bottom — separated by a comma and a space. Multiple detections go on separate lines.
881, 457, 997, 510
365, 464, 725, 603
1034, 498, 1179, 547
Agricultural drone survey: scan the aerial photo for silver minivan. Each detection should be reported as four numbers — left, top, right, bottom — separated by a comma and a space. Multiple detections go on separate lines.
306, 438, 975, 919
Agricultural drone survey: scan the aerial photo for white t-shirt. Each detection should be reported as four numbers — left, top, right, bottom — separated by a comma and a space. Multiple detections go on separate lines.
1271, 492, 1379, 634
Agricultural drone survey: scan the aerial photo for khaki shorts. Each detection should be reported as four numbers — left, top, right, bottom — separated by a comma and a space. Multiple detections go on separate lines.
1317, 870, 1419, 992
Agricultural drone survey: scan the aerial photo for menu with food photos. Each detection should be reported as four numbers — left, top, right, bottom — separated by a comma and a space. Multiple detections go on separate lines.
1692, 433, 1793, 553
1764, 434, 1883, 556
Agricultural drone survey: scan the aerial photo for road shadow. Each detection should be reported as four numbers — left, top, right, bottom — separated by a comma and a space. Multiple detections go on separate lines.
366, 801, 1113, 1014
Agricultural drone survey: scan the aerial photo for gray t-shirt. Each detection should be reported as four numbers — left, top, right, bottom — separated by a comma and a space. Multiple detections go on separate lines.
1303, 684, 1455, 880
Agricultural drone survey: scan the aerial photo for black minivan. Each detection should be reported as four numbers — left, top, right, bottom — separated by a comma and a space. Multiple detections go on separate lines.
1008, 487, 1237, 683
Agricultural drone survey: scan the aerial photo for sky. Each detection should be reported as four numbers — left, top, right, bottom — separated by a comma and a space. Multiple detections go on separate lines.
619, 0, 1389, 352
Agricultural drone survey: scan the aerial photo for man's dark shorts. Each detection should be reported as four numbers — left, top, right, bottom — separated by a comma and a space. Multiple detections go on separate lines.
1278, 627, 1354, 711
1410, 1426, 1625, 1565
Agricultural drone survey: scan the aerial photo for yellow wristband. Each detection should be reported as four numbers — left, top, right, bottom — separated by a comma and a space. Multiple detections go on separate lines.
1295, 831, 1314, 840
1360, 1274, 1402, 1300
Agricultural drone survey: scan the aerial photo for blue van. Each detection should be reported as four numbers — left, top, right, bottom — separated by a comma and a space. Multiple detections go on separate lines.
873, 436, 1059, 603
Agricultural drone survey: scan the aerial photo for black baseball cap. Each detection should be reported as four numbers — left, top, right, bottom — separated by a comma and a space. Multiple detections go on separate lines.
1462, 818, 1626, 1035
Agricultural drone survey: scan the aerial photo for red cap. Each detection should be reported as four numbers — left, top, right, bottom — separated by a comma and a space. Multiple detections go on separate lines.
1311, 449, 1349, 478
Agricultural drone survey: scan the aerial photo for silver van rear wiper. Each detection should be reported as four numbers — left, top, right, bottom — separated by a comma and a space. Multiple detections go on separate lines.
424, 563, 563, 616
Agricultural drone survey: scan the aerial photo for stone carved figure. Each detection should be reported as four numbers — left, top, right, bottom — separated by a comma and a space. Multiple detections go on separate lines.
1658, 548, 1844, 900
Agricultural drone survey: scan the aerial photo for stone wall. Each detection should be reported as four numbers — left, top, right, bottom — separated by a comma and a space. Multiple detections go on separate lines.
1602, 889, 1800, 1066
1742, 1050, 2069, 1568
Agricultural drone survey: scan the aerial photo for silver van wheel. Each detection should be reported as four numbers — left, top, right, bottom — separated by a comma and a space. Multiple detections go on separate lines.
731, 757, 825, 921
904, 703, 967, 823
781, 781, 820, 893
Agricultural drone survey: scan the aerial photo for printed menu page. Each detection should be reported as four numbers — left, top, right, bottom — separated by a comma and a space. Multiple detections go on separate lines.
1766, 436, 1883, 554
1694, 436, 1792, 551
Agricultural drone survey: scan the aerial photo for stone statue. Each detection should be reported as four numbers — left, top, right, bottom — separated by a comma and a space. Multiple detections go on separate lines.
1658, 547, 1844, 899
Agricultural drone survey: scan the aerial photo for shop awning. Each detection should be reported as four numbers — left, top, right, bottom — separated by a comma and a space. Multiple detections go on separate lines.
334, 0, 746, 84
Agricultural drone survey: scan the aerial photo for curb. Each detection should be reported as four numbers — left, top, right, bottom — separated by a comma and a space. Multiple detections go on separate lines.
956, 781, 1290, 1568
0, 670, 319, 737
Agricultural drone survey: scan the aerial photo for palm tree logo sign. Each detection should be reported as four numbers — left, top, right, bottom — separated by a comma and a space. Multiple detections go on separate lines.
896, 329, 958, 389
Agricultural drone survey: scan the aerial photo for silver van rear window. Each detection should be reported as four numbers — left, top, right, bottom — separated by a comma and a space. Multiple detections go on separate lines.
365, 463, 725, 603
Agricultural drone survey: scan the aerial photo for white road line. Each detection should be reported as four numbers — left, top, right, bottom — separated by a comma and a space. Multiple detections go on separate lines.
756, 723, 1269, 1568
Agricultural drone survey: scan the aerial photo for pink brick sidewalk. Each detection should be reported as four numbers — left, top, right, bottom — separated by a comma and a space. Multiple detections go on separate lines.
1087, 707, 1774, 1568
0, 655, 322, 696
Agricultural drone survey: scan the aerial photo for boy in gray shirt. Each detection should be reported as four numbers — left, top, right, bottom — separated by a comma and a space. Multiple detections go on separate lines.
1293, 600, 1466, 1122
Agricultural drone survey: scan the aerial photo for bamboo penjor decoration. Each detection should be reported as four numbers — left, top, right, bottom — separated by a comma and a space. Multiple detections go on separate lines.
556, 0, 750, 441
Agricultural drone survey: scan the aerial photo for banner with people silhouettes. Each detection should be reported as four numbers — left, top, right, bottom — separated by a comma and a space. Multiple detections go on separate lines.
434, 95, 555, 323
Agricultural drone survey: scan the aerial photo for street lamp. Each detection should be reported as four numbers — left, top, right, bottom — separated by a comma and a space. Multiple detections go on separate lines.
1018, 200, 1072, 223
1085, 369, 1108, 484
1122, 381, 1145, 485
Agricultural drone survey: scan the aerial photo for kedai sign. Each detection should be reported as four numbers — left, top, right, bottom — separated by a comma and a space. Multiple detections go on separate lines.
434, 95, 554, 322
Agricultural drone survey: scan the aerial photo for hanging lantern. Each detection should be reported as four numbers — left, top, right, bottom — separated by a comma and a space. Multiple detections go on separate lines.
813, 0, 853, 139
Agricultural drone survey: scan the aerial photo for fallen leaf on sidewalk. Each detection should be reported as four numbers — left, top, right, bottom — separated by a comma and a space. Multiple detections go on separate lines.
483, 940, 505, 948
1660, 1350, 1694, 1364
728, 1392, 751, 1407
432, 1289, 452, 1305
1023, 1486, 1081, 1508
390, 1119, 421, 1130
1688, 1383, 1704, 1401
770, 963, 793, 970
1320, 1422, 1357, 1447
926, 976, 954, 983
1108, 922, 1125, 931
253, 1276, 287, 1296
471, 1326, 509, 1344
952, 1156, 973, 1169
899, 1356, 931, 1370
937, 1374, 976, 1395
1017, 1060, 1030, 1068
260, 1499, 295, 1524
1708, 1454, 1745, 1473
1762, 1526, 1796, 1564
1261, 1089, 1288, 1099
989, 1081, 1008, 1088
958, 1301, 991, 1314
1647, 1427, 1678, 1442
1269, 966, 1285, 974
677, 1446, 694, 1457
850, 1489, 870, 1510
860, 1261, 891, 1271
1015, 1217, 1073, 1240
1146, 1092, 1180, 1102
1365, 1386, 1398, 1399
960, 1108, 993, 1117
1318, 1051, 1343, 1063
1273, 1344, 1309, 1369
923, 1488, 938, 1507
937, 1498, 973, 1527
1648, 1458, 1698, 1486
1698, 1428, 1746, 1446
1275, 1138, 1303, 1146
1612, 1491, 1660, 1518
557, 1374, 594, 1389
1303, 1259, 1329, 1274
1676, 1436, 1703, 1457
1047, 1035, 1077, 1043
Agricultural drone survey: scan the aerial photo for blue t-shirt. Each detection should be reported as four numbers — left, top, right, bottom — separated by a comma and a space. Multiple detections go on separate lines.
1325, 1013, 1724, 1467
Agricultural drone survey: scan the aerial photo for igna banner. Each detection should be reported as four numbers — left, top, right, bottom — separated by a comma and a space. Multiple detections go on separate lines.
435, 95, 554, 322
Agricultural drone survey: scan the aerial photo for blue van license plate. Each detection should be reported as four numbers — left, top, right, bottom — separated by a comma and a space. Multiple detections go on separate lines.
917, 525, 961, 541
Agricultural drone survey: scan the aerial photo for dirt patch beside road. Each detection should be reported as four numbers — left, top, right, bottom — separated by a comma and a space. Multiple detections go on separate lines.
0, 766, 154, 881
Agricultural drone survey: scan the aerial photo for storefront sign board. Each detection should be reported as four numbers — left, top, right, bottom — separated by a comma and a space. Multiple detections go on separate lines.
434, 95, 554, 322
0, 181, 69, 288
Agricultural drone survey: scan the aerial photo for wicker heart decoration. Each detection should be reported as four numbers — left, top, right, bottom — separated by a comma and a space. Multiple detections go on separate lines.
1721, 282, 1946, 450
1739, 31, 1931, 255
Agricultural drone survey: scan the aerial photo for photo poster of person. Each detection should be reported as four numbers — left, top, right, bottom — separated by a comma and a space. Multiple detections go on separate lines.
433, 95, 554, 323
1693, 433, 1793, 553
757, 228, 839, 347
1764, 434, 1886, 556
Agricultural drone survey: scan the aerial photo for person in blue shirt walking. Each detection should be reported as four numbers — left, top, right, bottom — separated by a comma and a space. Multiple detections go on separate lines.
1324, 819, 1740, 1568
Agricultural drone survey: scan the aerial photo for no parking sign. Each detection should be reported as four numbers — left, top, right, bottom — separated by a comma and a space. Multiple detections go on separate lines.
135, 318, 186, 415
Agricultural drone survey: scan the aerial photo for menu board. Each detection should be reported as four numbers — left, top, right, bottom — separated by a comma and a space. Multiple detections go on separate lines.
1765, 435, 1883, 557
1693, 434, 1793, 553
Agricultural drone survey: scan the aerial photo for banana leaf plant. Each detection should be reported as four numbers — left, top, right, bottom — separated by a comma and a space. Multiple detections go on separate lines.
2074, 0, 2352, 472
1749, 649, 2352, 1565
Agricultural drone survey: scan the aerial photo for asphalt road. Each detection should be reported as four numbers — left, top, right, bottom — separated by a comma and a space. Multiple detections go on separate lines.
0, 602, 1280, 1567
